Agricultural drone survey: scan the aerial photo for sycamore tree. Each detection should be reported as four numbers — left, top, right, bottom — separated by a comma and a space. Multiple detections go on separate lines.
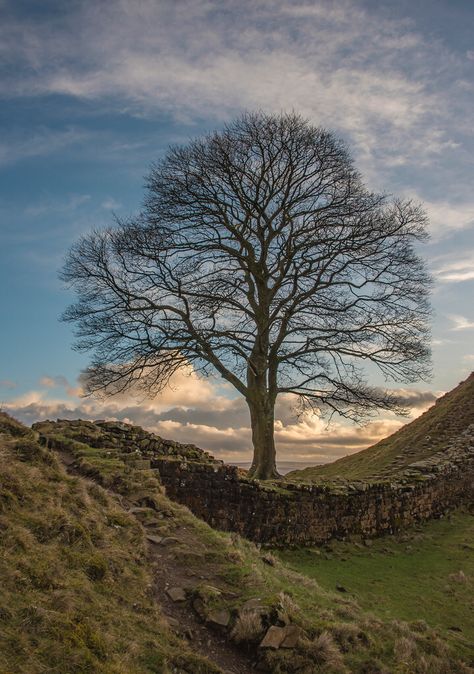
62, 112, 431, 479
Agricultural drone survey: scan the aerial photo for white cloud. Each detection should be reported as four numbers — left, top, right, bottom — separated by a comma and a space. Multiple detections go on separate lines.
0, 0, 463, 173
435, 252, 474, 282
403, 193, 474, 238
448, 314, 474, 331
425, 201, 474, 238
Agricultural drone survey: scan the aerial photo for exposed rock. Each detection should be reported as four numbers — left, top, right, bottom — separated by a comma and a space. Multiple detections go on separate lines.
206, 608, 231, 628
160, 536, 180, 546
166, 586, 187, 602
280, 624, 303, 648
146, 534, 163, 545
259, 624, 303, 649
259, 626, 286, 649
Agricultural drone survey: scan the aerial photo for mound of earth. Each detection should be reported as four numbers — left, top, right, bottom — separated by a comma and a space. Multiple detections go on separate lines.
288, 373, 474, 482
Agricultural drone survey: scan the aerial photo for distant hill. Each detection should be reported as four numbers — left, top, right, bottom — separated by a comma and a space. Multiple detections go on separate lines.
287, 373, 474, 482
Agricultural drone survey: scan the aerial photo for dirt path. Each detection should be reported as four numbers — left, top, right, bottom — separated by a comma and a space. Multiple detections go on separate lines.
143, 514, 256, 674
58, 450, 256, 674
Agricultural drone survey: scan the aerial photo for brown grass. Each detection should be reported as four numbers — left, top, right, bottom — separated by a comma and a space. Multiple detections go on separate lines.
230, 610, 264, 644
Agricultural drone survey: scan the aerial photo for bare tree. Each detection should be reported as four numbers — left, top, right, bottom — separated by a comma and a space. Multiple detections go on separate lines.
62, 112, 431, 479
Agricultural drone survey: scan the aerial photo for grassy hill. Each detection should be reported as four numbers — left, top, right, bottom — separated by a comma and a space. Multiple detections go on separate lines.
287, 373, 474, 482
1, 412, 473, 673
0, 413, 216, 674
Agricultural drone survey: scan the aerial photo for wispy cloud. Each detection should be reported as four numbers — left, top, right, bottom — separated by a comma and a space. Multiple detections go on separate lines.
448, 314, 474, 331
25, 194, 91, 217
0, 0, 466, 174
435, 252, 474, 282
423, 200, 474, 238
101, 197, 122, 211
0, 127, 90, 166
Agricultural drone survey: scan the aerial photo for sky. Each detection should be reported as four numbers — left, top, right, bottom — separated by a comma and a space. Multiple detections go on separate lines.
0, 0, 473, 467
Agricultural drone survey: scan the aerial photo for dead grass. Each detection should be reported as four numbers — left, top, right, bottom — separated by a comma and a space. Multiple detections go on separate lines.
6, 414, 472, 674
230, 610, 264, 644
303, 630, 347, 671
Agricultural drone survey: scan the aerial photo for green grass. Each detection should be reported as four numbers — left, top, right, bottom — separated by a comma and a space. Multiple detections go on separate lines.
277, 510, 474, 659
287, 373, 474, 482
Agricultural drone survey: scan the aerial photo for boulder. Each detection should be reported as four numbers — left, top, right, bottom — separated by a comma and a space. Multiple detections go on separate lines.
259, 624, 303, 649
259, 626, 286, 649
280, 624, 303, 648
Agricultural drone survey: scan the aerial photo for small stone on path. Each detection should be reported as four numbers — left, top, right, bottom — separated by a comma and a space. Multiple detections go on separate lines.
160, 536, 180, 546
166, 586, 187, 602
206, 608, 231, 628
146, 534, 163, 545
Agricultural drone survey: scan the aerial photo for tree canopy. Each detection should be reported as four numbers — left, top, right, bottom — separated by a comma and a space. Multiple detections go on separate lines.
62, 111, 431, 479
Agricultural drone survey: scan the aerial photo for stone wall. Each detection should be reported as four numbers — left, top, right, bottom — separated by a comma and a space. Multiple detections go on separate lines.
153, 429, 474, 546
34, 419, 474, 547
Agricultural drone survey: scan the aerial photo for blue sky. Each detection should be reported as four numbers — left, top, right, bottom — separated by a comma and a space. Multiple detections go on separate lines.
1, 0, 473, 464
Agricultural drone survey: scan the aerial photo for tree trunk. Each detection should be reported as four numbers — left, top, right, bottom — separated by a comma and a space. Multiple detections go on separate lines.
247, 394, 280, 480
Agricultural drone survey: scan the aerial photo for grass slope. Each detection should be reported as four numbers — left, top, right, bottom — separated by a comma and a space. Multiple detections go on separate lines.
287, 373, 474, 482
0, 413, 218, 674
1, 413, 473, 673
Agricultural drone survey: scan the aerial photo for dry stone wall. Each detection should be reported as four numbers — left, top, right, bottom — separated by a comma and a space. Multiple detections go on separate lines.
154, 431, 474, 546
34, 419, 474, 547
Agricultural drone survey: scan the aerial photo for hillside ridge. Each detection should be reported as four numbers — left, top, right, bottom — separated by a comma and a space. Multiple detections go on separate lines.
288, 372, 474, 482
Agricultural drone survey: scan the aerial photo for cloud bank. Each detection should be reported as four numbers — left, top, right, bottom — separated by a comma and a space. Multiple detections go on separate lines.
3, 370, 439, 465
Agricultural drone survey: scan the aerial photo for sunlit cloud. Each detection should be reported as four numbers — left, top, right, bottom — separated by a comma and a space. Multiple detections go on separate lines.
3, 367, 440, 464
